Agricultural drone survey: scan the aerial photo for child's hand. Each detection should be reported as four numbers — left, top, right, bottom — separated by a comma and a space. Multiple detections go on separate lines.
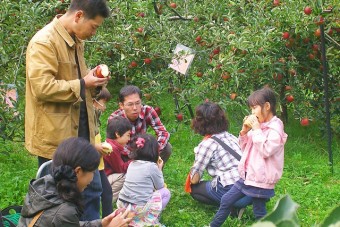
102, 207, 132, 227
95, 142, 112, 156
244, 115, 260, 130
241, 115, 260, 135
157, 157, 164, 170
241, 116, 252, 135
95, 144, 106, 156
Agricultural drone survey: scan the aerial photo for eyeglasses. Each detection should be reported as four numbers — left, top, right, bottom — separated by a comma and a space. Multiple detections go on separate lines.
93, 99, 106, 108
124, 101, 142, 108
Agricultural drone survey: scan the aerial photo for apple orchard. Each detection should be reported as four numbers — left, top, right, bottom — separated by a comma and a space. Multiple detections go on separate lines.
0, 0, 339, 140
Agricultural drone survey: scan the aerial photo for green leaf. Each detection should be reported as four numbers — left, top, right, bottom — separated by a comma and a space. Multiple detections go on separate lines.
251, 221, 276, 227
321, 206, 340, 227
261, 195, 299, 226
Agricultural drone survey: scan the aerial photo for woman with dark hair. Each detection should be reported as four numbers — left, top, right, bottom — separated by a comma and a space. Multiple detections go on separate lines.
117, 134, 171, 226
188, 102, 251, 216
18, 137, 132, 227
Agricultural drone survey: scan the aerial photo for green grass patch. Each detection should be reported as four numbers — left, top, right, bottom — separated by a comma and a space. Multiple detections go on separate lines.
0, 92, 339, 226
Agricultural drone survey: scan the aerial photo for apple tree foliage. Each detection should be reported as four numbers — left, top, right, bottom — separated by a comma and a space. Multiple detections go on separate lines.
0, 0, 339, 141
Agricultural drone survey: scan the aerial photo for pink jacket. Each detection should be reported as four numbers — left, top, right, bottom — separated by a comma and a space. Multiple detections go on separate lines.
238, 116, 288, 189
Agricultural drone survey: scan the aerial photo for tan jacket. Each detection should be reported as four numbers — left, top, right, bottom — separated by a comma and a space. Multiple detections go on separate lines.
25, 17, 95, 159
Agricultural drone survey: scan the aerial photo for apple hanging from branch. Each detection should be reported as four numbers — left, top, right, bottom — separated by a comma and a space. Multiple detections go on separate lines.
300, 118, 310, 126
176, 113, 183, 121
154, 106, 162, 116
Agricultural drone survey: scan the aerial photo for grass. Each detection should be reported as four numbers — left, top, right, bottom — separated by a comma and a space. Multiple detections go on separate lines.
0, 90, 339, 227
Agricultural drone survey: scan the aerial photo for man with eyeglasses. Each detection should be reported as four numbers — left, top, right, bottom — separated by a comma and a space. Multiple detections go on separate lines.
108, 85, 172, 164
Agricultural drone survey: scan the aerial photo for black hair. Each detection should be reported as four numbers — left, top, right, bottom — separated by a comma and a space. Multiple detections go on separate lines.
191, 102, 229, 136
52, 137, 100, 212
69, 0, 110, 19
247, 87, 277, 116
130, 134, 159, 163
96, 87, 112, 102
106, 116, 132, 139
119, 85, 142, 103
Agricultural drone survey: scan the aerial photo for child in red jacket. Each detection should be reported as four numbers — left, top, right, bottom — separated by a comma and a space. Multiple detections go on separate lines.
104, 116, 132, 202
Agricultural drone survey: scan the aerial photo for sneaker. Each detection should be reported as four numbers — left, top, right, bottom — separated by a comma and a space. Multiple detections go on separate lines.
230, 207, 246, 219
237, 208, 246, 220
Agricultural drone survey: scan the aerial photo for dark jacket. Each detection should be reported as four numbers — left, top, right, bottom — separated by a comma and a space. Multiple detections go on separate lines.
18, 175, 102, 227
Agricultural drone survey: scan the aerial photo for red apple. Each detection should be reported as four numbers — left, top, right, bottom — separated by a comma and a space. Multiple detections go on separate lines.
195, 36, 202, 43
193, 17, 199, 22
230, 92, 237, 100
221, 72, 231, 80
278, 57, 286, 63
176, 113, 183, 121
327, 28, 333, 36
137, 27, 144, 33
289, 69, 297, 76
300, 118, 309, 126
282, 32, 290, 40
303, 6, 312, 15
304, 6, 312, 15
144, 93, 152, 100
216, 63, 222, 70
170, 2, 177, 8
273, 73, 283, 81
144, 58, 152, 64
314, 16, 324, 25
196, 72, 203, 77
315, 28, 321, 37
154, 106, 161, 116
95, 64, 109, 78
312, 44, 319, 51
285, 85, 292, 91
130, 61, 138, 68
273, 0, 280, 6
138, 12, 145, 17
303, 37, 310, 43
212, 47, 220, 55
308, 53, 315, 60
286, 95, 294, 102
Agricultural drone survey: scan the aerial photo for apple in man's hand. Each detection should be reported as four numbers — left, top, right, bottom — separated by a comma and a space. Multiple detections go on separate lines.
96, 64, 109, 78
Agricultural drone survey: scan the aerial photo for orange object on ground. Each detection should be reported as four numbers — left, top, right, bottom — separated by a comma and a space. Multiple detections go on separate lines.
184, 173, 192, 193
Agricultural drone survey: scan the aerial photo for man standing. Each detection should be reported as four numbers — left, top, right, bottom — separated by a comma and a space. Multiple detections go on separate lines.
108, 85, 172, 163
25, 0, 110, 221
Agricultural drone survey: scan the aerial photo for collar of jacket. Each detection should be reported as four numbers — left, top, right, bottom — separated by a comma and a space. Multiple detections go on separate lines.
53, 16, 83, 48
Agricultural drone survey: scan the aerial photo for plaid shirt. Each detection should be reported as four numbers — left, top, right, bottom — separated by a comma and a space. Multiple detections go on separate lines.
190, 131, 241, 188
108, 105, 170, 150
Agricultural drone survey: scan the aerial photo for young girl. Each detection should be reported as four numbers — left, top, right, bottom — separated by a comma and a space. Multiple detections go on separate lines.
18, 137, 132, 227
117, 134, 171, 226
189, 102, 251, 211
104, 116, 132, 202
210, 87, 288, 226
93, 87, 113, 218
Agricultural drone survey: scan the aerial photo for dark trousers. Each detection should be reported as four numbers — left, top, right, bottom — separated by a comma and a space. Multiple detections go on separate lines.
191, 181, 252, 208
210, 185, 267, 227
99, 170, 113, 218
160, 143, 172, 164
80, 169, 102, 221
